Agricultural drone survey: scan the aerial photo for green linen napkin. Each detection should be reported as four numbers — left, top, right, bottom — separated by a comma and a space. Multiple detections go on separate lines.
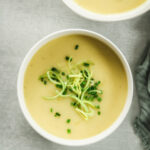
134, 43, 150, 150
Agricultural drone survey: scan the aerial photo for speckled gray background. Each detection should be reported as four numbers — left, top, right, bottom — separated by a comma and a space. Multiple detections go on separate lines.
0, 0, 150, 149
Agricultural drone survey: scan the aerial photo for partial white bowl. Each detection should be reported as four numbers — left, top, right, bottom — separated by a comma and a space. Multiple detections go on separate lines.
63, 0, 150, 21
17, 29, 133, 146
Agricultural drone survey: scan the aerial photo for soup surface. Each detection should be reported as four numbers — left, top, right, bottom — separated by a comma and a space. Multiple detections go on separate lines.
74, 0, 146, 14
24, 34, 128, 139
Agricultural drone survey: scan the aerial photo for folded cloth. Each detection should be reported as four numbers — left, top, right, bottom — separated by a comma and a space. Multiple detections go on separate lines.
134, 42, 150, 150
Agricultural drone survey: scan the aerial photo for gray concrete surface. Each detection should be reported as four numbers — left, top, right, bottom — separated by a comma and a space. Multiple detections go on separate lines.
0, 0, 150, 149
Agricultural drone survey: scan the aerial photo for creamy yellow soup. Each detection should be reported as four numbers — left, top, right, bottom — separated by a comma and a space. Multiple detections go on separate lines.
24, 35, 128, 139
74, 0, 146, 14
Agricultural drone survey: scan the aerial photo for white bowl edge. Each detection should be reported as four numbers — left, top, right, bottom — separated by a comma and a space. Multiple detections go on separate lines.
17, 29, 134, 146
63, 0, 150, 22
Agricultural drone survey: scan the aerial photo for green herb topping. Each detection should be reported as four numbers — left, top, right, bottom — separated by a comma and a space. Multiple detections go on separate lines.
51, 67, 60, 73
74, 44, 79, 50
62, 72, 65, 76
97, 97, 102, 102
65, 56, 69, 61
39, 57, 103, 120
55, 112, 61, 117
56, 84, 63, 89
66, 119, 71, 124
67, 128, 71, 134
83, 62, 90, 67
40, 77, 44, 82
50, 108, 53, 112
97, 111, 101, 115
65, 56, 72, 62
39, 76, 48, 85
71, 102, 77, 106
95, 105, 100, 109
44, 80, 47, 85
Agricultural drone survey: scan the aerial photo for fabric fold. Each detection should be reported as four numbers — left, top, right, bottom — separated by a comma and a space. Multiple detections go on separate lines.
134, 42, 150, 150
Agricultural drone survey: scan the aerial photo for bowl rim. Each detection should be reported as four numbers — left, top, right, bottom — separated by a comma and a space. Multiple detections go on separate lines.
17, 29, 133, 146
63, 0, 150, 22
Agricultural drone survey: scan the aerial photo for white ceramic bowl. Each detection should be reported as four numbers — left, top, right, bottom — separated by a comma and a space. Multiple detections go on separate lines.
17, 29, 133, 146
63, 0, 150, 22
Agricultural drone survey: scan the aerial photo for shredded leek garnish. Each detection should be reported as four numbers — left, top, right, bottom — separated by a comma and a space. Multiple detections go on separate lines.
39, 56, 103, 120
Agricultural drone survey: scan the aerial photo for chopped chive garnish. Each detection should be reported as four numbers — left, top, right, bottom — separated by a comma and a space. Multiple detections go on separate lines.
74, 44, 79, 50
56, 84, 63, 89
84, 70, 88, 76
62, 72, 65, 76
40, 56, 103, 120
65, 56, 69, 61
65, 56, 73, 62
40, 77, 44, 82
50, 108, 53, 113
97, 81, 101, 84
51, 77, 59, 82
80, 80, 86, 88
66, 119, 71, 123
95, 105, 100, 109
62, 88, 67, 95
67, 128, 71, 134
95, 81, 101, 86
70, 57, 72, 62
97, 97, 102, 102
71, 102, 77, 106
44, 80, 47, 85
97, 111, 101, 115
55, 112, 61, 117
69, 88, 73, 92
88, 91, 97, 95
51, 67, 60, 73
66, 75, 69, 79
83, 62, 90, 67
